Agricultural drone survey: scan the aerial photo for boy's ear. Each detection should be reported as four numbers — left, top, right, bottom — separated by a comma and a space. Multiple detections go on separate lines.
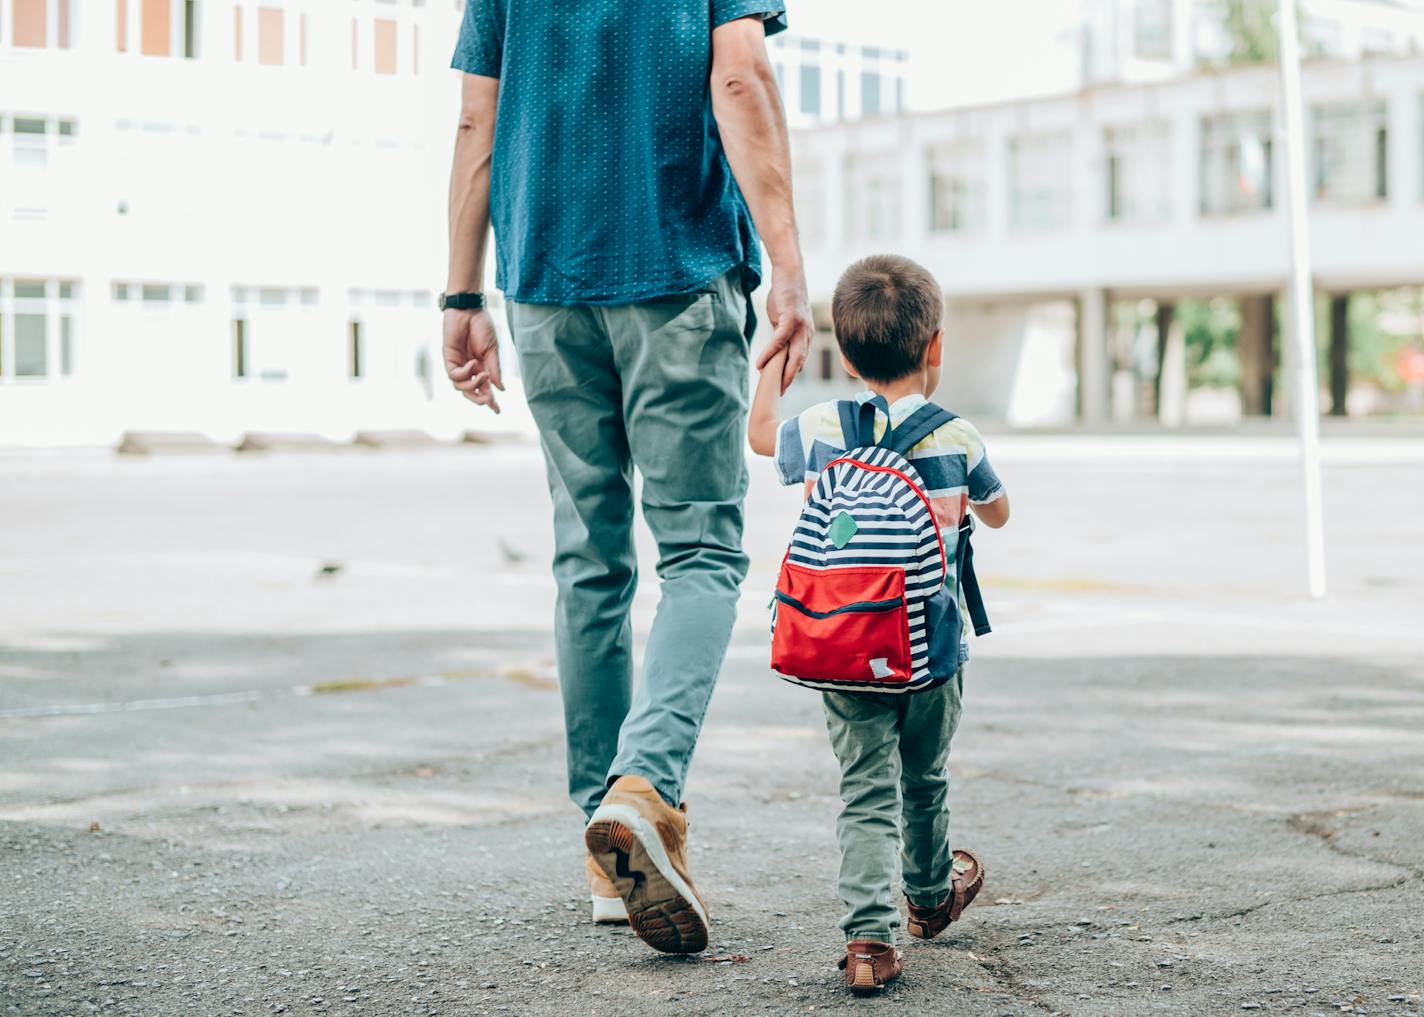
926, 329, 945, 369
840, 354, 860, 380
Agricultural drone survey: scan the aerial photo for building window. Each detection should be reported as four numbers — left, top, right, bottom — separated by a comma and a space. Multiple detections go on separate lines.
1009, 132, 1074, 230
0, 278, 78, 381
845, 153, 901, 240
799, 64, 821, 119
1134, 0, 1173, 61
374, 18, 396, 74
927, 142, 985, 234
257, 6, 282, 65
793, 159, 826, 248
10, 0, 72, 49
1312, 101, 1388, 205
1104, 122, 1171, 223
348, 289, 436, 385
231, 285, 317, 382
819, 347, 834, 382
116, 0, 197, 57
836, 69, 845, 121
5, 114, 77, 221
1199, 111, 1273, 215
860, 72, 880, 118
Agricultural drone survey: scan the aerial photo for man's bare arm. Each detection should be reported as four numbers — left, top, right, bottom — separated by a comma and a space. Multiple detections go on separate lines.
710, 16, 812, 394
444, 73, 503, 412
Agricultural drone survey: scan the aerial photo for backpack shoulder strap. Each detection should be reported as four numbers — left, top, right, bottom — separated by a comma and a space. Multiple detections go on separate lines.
835, 400, 860, 451
956, 518, 992, 636
886, 403, 958, 457
837, 395, 891, 449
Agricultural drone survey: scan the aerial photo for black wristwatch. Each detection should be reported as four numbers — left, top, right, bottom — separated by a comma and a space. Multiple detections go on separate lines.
439, 291, 486, 311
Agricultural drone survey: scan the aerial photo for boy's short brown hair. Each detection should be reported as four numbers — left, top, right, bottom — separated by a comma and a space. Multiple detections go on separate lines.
831, 255, 943, 383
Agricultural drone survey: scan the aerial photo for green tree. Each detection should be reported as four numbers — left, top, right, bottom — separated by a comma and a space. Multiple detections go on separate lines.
1217, 0, 1279, 63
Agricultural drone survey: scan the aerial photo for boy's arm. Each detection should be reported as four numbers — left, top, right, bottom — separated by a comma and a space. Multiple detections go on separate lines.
962, 421, 1010, 528
748, 348, 789, 457
970, 493, 1010, 529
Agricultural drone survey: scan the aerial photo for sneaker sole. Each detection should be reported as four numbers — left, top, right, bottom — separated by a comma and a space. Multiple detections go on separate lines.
584, 805, 709, 955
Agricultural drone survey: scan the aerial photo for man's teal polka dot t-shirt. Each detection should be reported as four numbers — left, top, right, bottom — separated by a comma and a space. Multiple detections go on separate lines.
451, 0, 788, 308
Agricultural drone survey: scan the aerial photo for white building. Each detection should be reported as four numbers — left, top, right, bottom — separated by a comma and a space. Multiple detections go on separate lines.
769, 33, 909, 129
790, 41, 1424, 425
0, 0, 502, 448
7, 0, 1424, 447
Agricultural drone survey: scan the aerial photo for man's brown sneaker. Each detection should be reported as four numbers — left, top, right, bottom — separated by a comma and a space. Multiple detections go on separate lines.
906, 848, 986, 940
837, 941, 902, 994
585, 854, 628, 924
584, 775, 709, 954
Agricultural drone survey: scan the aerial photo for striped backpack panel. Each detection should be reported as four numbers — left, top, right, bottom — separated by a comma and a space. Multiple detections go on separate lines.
770, 398, 989, 694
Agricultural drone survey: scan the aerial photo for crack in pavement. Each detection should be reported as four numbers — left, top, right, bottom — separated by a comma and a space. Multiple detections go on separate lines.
1170, 806, 1424, 925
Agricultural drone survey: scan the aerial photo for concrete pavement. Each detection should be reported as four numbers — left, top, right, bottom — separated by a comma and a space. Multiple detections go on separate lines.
2, 438, 1423, 1016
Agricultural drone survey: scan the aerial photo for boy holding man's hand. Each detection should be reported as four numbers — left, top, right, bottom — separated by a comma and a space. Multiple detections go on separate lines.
749, 254, 1009, 993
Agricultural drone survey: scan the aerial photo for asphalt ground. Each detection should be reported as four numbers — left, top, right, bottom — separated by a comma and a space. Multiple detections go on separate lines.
2, 436, 1422, 1017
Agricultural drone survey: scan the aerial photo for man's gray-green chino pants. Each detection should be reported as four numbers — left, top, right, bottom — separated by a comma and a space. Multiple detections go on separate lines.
506, 269, 750, 819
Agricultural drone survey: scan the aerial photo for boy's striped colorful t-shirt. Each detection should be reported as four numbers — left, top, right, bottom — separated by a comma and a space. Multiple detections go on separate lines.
774, 392, 1004, 527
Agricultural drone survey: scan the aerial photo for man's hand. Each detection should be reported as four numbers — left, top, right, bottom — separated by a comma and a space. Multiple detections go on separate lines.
757, 272, 813, 394
443, 308, 504, 413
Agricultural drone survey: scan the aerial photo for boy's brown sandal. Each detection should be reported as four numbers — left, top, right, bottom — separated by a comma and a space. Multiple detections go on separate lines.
837, 940, 902, 994
906, 848, 986, 940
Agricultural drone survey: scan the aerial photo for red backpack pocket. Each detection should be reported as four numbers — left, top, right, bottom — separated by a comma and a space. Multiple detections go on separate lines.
771, 561, 913, 686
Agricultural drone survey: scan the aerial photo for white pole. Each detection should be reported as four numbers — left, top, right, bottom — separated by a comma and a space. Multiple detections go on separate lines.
1276, 0, 1328, 599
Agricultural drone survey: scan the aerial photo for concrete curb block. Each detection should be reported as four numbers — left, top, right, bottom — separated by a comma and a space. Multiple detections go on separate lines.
461, 430, 532, 446
116, 431, 227, 456
236, 433, 342, 453
352, 430, 445, 449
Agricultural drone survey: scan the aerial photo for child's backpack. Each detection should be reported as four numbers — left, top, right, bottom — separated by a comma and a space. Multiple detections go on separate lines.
771, 396, 990, 694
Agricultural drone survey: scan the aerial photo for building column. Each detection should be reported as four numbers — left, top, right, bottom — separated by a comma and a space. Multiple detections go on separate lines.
1077, 288, 1109, 423
1239, 293, 1276, 417
1156, 303, 1187, 428
1328, 293, 1350, 417
1153, 302, 1173, 415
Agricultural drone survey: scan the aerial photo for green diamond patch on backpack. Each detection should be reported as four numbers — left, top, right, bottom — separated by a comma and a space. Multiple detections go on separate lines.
828, 511, 859, 549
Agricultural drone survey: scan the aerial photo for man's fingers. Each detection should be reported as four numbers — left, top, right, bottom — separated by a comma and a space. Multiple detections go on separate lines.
464, 388, 501, 413
780, 329, 811, 394
754, 336, 786, 371
447, 358, 478, 382
453, 371, 490, 393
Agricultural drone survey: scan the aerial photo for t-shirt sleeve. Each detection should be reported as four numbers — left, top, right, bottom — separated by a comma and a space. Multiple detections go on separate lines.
772, 415, 807, 487
450, 0, 504, 77
961, 420, 1005, 504
711, 0, 788, 36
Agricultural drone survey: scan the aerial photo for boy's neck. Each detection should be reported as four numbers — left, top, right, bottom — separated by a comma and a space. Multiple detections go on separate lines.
864, 372, 928, 406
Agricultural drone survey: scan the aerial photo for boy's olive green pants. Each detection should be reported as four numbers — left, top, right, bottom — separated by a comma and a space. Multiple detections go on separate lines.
822, 669, 965, 943
506, 270, 750, 819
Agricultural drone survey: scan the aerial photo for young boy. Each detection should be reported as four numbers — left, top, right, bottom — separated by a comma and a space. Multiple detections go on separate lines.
749, 254, 1010, 993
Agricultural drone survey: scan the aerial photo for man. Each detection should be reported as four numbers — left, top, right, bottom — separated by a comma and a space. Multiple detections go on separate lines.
442, 1, 812, 955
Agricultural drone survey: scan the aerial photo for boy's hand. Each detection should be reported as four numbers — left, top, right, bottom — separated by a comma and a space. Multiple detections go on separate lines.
758, 272, 813, 394
443, 308, 504, 413
759, 346, 789, 378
